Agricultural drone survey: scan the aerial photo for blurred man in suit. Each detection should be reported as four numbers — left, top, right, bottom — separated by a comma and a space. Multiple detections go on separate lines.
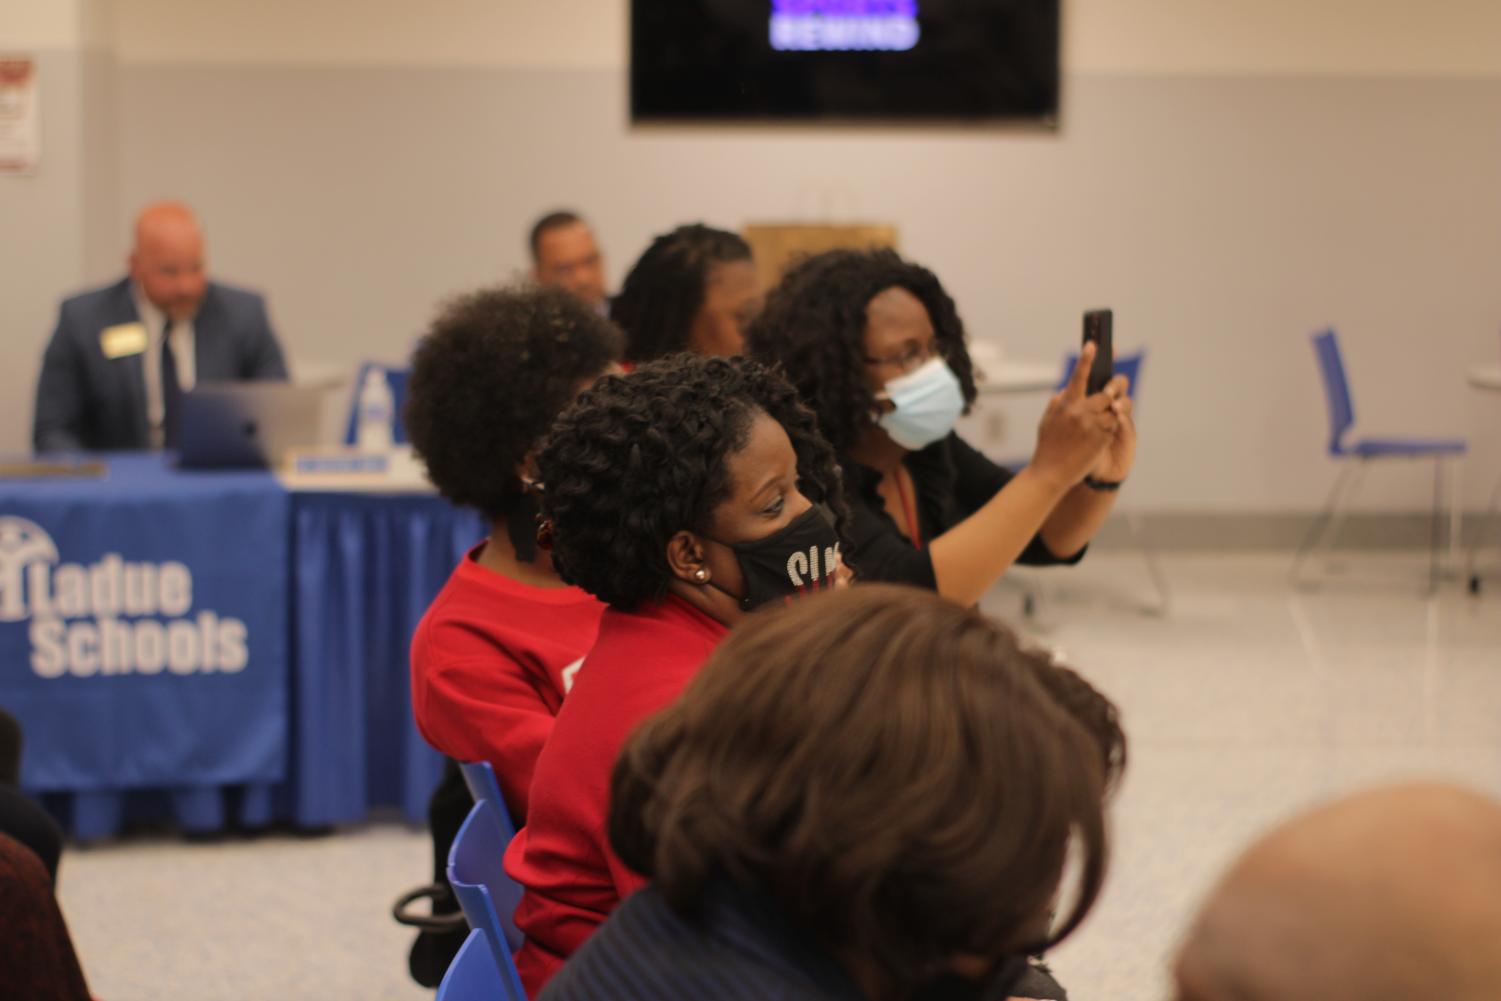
529, 210, 608, 315
32, 201, 288, 452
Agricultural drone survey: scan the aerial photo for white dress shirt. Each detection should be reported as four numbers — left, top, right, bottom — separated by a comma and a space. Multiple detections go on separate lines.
131, 286, 197, 448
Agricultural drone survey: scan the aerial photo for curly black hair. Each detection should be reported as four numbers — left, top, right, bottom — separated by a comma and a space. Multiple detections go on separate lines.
536, 354, 848, 611
404, 285, 624, 528
609, 223, 752, 363
744, 247, 978, 454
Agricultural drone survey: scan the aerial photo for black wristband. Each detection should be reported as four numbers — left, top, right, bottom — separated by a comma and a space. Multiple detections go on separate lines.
1083, 476, 1124, 492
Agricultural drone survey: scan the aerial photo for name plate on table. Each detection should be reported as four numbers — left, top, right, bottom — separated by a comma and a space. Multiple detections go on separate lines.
281, 446, 433, 493
292, 453, 392, 476
0, 456, 289, 793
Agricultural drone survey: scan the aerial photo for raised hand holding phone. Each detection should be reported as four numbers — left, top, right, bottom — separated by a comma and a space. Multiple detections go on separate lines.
1029, 342, 1117, 490
1080, 309, 1136, 486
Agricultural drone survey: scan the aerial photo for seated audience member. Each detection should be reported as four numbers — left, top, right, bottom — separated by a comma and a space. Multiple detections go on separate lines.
400, 287, 622, 983
506, 354, 849, 995
610, 223, 762, 362
0, 707, 64, 883
747, 248, 1136, 606
33, 201, 288, 452
1173, 782, 1501, 1001
0, 833, 90, 1001
542, 584, 1127, 1001
529, 210, 609, 314
406, 285, 623, 820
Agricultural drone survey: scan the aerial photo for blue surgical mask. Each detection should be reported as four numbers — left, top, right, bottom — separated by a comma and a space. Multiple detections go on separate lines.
877, 357, 965, 450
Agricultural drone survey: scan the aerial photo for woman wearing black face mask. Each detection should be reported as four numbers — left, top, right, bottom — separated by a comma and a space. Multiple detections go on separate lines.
540, 585, 1127, 1001
504, 354, 850, 997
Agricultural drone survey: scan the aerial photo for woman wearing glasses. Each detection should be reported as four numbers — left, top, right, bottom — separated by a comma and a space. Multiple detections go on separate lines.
747, 248, 1137, 606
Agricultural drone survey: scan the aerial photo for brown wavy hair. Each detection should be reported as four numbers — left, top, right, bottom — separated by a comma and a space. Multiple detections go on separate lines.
609, 584, 1126, 986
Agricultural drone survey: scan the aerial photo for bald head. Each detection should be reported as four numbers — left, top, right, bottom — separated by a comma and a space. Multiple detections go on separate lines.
1174, 784, 1501, 1001
129, 201, 207, 321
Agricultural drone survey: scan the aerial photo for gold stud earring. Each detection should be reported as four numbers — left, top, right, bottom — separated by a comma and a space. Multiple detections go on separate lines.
694, 569, 708, 582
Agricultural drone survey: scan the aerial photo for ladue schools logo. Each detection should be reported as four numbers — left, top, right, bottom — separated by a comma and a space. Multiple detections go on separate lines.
0, 516, 248, 679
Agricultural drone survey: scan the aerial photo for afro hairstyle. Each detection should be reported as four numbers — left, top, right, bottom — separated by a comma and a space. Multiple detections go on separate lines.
404, 284, 624, 525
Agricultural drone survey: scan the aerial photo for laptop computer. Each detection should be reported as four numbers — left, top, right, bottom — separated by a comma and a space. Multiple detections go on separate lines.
176, 382, 325, 469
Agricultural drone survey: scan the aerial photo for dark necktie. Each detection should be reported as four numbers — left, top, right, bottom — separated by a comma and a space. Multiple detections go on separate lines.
160, 318, 183, 449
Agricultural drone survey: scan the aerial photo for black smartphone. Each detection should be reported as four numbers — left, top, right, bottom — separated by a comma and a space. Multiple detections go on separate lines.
1082, 309, 1114, 395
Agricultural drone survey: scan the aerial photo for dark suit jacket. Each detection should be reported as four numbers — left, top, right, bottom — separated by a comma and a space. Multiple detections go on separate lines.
32, 278, 289, 452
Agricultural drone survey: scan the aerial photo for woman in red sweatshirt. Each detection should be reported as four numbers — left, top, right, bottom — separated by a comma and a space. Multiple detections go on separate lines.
407, 285, 624, 819
402, 286, 622, 980
505, 354, 850, 995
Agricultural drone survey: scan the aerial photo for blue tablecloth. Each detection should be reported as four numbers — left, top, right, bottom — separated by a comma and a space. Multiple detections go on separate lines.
0, 455, 484, 840
285, 490, 483, 827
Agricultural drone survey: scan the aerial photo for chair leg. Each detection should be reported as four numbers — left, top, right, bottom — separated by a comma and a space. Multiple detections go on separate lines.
1468, 469, 1501, 595
1449, 458, 1463, 565
1292, 463, 1357, 585
1429, 457, 1445, 595
1126, 511, 1170, 615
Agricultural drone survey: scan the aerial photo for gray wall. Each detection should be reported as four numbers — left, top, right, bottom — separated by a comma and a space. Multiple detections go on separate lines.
85, 65, 1501, 512
5, 1, 1499, 514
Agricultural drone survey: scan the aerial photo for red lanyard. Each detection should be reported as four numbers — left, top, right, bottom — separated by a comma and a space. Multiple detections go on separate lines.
894, 469, 922, 549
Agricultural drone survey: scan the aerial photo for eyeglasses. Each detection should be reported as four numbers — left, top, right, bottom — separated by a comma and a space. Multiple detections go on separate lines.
863, 340, 940, 374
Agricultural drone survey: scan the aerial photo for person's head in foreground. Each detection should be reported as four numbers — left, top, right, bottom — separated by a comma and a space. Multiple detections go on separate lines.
746, 246, 981, 455
543, 584, 1127, 1001
536, 353, 848, 624
1173, 782, 1501, 1001
129, 201, 208, 322
609, 223, 761, 362
529, 210, 608, 313
405, 285, 623, 571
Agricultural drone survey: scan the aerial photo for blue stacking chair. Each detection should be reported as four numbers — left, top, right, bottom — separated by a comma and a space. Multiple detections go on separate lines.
459, 760, 517, 836
1293, 329, 1467, 591
1064, 352, 1167, 613
448, 799, 528, 998
436, 928, 517, 1001
1007, 351, 1168, 616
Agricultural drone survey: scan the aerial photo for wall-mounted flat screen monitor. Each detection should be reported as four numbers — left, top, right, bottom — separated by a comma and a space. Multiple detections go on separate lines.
631, 1, 1060, 124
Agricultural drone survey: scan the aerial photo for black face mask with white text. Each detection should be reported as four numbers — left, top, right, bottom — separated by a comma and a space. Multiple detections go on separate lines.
704, 504, 842, 612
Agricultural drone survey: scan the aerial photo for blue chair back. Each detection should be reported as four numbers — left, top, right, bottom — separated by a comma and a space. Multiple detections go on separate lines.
436, 927, 526, 1001
459, 760, 518, 838
1057, 350, 1145, 400
341, 362, 411, 445
1311, 329, 1354, 455
448, 800, 527, 958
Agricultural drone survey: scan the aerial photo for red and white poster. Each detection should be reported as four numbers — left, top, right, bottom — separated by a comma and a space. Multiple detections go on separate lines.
0, 57, 40, 174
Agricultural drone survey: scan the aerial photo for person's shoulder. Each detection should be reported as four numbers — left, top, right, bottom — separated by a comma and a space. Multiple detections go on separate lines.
58, 277, 131, 319
539, 889, 719, 1001
203, 281, 268, 312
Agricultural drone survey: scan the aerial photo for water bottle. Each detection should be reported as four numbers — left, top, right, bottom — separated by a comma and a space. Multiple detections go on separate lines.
355, 367, 394, 452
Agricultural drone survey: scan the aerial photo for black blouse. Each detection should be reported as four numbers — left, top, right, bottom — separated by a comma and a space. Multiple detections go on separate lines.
840, 433, 1085, 588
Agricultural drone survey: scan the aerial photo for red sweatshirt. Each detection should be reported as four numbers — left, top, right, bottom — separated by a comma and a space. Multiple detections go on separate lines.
505, 595, 729, 996
410, 546, 605, 821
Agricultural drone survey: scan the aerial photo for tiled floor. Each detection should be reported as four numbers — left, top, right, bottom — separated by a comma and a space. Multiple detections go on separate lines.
54, 553, 1501, 1000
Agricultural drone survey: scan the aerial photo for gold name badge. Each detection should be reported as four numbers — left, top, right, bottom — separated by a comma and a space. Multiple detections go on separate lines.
100, 322, 148, 359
